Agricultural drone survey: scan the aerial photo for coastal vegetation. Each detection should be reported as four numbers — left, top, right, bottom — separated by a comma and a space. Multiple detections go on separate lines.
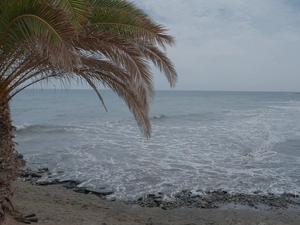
0, 0, 177, 221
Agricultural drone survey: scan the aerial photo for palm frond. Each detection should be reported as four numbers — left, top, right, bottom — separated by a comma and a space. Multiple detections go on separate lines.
89, 0, 175, 49
76, 63, 151, 137
0, 0, 78, 69
75, 31, 155, 99
52, 0, 89, 27
0, 0, 177, 137
138, 44, 178, 88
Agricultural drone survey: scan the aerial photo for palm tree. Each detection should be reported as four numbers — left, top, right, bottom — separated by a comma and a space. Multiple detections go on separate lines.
0, 0, 177, 221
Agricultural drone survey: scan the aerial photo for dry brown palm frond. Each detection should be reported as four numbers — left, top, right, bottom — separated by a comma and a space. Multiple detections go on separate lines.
19, 62, 151, 137
75, 31, 155, 99
137, 43, 178, 88
35, 33, 80, 72
2, 48, 152, 136
76, 69, 151, 137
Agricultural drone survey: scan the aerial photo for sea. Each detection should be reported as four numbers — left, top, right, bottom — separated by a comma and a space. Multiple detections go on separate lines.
10, 89, 300, 200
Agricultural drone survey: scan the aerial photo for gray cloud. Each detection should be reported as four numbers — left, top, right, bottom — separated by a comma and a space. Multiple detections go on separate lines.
133, 0, 300, 91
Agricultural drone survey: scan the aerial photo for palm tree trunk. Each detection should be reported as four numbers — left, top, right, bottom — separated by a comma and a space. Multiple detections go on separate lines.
0, 99, 20, 223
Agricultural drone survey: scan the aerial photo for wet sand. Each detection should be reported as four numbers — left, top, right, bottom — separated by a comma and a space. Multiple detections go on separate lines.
4, 180, 300, 225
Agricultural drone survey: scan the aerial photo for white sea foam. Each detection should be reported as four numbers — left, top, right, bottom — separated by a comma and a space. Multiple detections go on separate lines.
15, 123, 32, 130
11, 90, 300, 199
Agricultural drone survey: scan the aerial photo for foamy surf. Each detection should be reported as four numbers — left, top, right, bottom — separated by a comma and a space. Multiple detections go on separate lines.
11, 89, 300, 200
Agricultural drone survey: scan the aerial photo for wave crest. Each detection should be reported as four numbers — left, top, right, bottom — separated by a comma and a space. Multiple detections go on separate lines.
151, 114, 168, 120
15, 123, 69, 134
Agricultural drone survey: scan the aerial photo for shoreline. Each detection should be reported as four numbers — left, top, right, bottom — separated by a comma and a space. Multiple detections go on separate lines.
18, 166, 300, 211
4, 180, 300, 225
19, 167, 300, 211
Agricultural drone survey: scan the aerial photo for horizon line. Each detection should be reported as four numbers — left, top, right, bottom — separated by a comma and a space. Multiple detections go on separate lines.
25, 87, 300, 93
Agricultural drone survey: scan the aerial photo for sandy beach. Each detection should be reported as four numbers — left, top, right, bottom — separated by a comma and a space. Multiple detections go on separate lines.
3, 180, 300, 225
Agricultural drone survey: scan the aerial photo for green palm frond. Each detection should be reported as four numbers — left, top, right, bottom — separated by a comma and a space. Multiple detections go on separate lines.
0, 0, 77, 70
89, 0, 175, 49
0, 0, 74, 47
52, 0, 89, 27
0, 0, 177, 138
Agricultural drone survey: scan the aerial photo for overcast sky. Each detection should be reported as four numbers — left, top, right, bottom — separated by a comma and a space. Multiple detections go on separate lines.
131, 0, 300, 92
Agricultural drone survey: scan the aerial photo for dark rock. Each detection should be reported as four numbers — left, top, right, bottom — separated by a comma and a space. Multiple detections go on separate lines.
50, 179, 60, 185
27, 217, 38, 222
217, 190, 224, 195
73, 187, 87, 194
154, 198, 162, 203
19, 169, 32, 178
147, 194, 155, 198
62, 183, 77, 189
86, 187, 114, 196
214, 203, 221, 208
36, 180, 50, 185
24, 213, 36, 218
32, 168, 45, 173
20, 159, 26, 167
59, 180, 82, 189
31, 172, 42, 178
16, 217, 31, 224
68, 180, 82, 185
42, 167, 49, 172
198, 200, 207, 205
161, 206, 167, 210
201, 195, 210, 201
17, 153, 24, 159
60, 180, 82, 185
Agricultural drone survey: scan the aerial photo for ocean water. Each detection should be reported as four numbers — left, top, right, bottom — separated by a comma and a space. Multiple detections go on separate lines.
11, 89, 300, 200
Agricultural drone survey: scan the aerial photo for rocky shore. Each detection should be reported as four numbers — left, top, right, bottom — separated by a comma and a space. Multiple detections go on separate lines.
126, 189, 300, 210
7, 179, 300, 225
8, 153, 299, 224
19, 166, 300, 212
19, 167, 115, 197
